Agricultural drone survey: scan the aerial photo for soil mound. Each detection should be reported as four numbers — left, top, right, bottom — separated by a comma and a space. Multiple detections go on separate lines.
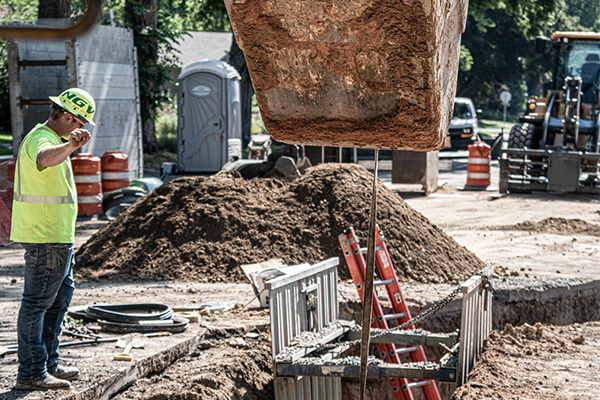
75, 164, 484, 283
451, 323, 582, 400
496, 217, 600, 236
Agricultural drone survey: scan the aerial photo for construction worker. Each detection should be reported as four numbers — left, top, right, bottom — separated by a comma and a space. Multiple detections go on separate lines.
10, 88, 95, 391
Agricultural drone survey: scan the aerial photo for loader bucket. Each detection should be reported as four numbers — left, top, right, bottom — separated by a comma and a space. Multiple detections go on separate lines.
225, 0, 469, 151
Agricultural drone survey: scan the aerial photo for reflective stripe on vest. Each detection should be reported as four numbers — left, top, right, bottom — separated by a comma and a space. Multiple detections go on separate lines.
14, 128, 76, 205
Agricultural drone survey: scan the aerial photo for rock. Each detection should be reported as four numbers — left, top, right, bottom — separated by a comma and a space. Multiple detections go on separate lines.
224, 0, 468, 150
573, 335, 585, 344
198, 341, 212, 350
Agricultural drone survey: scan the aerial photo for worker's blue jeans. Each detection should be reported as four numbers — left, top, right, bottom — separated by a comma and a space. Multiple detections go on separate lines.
17, 243, 75, 383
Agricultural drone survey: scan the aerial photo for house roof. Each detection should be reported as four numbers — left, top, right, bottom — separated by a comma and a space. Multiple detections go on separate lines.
173, 31, 233, 67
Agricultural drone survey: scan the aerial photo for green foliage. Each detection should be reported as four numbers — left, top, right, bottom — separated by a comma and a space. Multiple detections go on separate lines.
157, 133, 177, 153
469, 0, 557, 37
167, 0, 231, 32
251, 94, 268, 135
156, 109, 177, 136
122, 1, 185, 132
0, 131, 12, 155
458, 9, 532, 119
459, 45, 474, 73
458, 0, 600, 120
155, 109, 177, 152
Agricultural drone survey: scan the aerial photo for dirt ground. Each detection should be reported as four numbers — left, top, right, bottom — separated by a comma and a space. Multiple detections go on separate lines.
1, 158, 599, 399
451, 321, 600, 400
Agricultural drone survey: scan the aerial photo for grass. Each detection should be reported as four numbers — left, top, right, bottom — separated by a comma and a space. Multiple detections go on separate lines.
143, 150, 177, 171
0, 132, 13, 156
479, 119, 515, 136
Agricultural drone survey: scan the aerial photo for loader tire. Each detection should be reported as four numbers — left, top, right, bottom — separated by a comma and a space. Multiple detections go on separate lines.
508, 123, 541, 149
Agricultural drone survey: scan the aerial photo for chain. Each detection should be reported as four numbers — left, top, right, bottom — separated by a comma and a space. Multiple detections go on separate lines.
371, 285, 462, 339
316, 265, 494, 351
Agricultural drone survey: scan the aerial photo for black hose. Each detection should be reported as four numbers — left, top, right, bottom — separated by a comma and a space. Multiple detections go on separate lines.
85, 304, 173, 323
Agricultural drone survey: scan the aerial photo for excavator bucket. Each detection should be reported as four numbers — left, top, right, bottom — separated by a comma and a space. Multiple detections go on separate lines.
225, 0, 469, 151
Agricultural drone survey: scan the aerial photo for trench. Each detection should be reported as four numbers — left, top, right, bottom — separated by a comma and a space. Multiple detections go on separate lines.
108, 278, 600, 400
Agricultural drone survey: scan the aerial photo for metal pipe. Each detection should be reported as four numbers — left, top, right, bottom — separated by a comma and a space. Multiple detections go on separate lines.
542, 92, 557, 148
407, 380, 431, 389
594, 114, 600, 153
373, 279, 395, 286
0, 0, 102, 39
394, 346, 418, 354
576, 81, 581, 146
384, 312, 407, 320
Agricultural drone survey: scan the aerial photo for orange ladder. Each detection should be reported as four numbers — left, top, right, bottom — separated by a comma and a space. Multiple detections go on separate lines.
339, 226, 442, 400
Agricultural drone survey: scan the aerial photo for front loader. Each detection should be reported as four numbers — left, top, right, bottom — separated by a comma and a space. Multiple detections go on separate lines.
500, 32, 600, 194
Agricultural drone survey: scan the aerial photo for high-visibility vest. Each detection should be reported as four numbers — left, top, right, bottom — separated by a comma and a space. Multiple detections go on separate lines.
10, 124, 77, 244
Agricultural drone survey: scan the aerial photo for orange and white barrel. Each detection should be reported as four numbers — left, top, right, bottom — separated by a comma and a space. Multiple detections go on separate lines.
2, 157, 16, 209
0, 157, 16, 245
72, 153, 103, 216
466, 142, 491, 188
101, 151, 129, 194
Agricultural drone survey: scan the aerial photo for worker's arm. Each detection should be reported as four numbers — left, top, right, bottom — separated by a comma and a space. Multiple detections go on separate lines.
37, 129, 91, 168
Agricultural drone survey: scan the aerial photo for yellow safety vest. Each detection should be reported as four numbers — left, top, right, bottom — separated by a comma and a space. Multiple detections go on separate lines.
10, 124, 77, 244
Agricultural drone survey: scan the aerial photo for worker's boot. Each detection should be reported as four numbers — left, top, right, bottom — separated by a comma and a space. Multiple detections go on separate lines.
15, 374, 71, 391
49, 365, 79, 381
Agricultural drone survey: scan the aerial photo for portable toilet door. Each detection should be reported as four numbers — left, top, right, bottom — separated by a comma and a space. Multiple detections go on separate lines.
177, 60, 242, 172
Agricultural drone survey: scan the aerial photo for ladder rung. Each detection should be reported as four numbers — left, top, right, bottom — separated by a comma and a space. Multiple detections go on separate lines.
384, 312, 406, 320
407, 380, 431, 389
394, 346, 418, 355
374, 279, 395, 286
360, 246, 383, 253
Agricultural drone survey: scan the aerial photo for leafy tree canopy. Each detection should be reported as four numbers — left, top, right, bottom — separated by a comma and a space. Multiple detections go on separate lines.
459, 0, 600, 119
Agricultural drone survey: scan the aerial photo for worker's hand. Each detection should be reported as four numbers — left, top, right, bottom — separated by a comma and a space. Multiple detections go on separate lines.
69, 129, 91, 149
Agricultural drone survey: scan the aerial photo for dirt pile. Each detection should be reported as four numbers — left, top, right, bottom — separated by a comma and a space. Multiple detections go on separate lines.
75, 164, 484, 283
496, 217, 600, 236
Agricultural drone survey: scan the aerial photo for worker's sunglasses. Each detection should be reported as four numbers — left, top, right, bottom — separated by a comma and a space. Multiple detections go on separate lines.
53, 104, 87, 127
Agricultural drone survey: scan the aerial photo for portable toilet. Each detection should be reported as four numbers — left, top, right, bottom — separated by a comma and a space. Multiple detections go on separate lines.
177, 60, 242, 172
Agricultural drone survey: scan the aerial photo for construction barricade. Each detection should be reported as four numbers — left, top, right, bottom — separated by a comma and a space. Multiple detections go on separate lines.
72, 153, 103, 216
101, 151, 130, 194
0, 157, 16, 245
465, 141, 491, 189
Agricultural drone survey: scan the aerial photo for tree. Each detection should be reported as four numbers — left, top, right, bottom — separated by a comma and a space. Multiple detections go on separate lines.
0, 1, 39, 132
173, 0, 254, 147
121, 0, 184, 154
225, 36, 254, 148
458, 9, 532, 118
124, 0, 160, 153
38, 0, 70, 19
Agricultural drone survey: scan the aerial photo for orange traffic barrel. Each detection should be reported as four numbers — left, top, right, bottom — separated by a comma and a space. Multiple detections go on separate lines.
0, 157, 16, 245
101, 151, 130, 194
72, 153, 103, 216
2, 157, 16, 209
466, 142, 491, 188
